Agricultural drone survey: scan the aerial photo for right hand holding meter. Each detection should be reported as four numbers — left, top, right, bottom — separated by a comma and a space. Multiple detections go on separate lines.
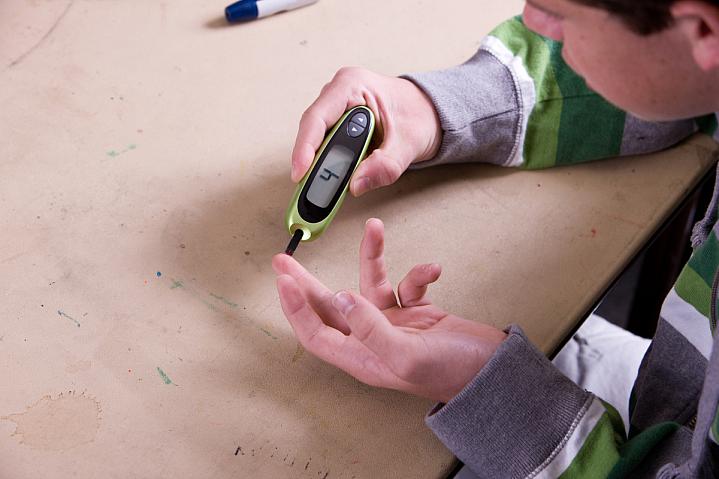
292, 67, 443, 197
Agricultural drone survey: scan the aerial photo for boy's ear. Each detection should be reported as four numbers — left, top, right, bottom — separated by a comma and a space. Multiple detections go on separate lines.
672, 1, 719, 71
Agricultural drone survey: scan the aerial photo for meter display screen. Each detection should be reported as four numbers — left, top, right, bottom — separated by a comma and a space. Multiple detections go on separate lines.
306, 145, 354, 208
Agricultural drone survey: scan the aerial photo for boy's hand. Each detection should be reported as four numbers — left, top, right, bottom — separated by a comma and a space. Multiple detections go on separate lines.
291, 68, 442, 197
272, 218, 506, 404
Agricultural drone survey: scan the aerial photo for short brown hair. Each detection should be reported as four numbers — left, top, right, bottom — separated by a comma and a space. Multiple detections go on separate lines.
570, 0, 714, 35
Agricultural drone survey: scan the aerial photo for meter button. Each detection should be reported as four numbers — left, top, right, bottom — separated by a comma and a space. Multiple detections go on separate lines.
350, 112, 368, 127
347, 121, 365, 138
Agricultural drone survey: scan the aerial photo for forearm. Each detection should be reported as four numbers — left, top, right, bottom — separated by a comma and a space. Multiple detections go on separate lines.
404, 17, 700, 170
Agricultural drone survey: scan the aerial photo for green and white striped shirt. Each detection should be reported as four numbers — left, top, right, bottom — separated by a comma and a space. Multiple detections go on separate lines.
405, 16, 719, 478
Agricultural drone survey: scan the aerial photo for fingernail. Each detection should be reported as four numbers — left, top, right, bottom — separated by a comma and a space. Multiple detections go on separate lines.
332, 291, 356, 316
354, 177, 370, 196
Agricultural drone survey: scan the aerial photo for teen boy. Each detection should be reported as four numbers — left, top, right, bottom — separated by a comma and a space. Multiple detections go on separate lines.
274, 1, 719, 476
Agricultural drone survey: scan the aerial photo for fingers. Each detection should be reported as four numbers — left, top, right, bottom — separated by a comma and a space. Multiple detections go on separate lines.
291, 69, 367, 183
332, 290, 409, 363
291, 99, 348, 182
290, 141, 319, 183
276, 274, 329, 342
348, 85, 419, 197
276, 275, 360, 369
350, 140, 408, 197
277, 274, 407, 389
291, 68, 412, 195
359, 218, 397, 310
291, 69, 442, 196
272, 253, 350, 334
398, 263, 442, 307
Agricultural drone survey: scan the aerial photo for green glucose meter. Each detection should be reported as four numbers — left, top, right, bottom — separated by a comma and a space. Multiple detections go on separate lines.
284, 106, 375, 255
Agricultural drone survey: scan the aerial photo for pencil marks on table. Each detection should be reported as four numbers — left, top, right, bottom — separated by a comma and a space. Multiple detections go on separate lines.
166, 276, 278, 340
57, 309, 81, 328
231, 441, 339, 479
209, 292, 239, 308
5, 0, 75, 71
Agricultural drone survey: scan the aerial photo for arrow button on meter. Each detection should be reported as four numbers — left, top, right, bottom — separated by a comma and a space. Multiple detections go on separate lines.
351, 112, 368, 127
347, 121, 365, 138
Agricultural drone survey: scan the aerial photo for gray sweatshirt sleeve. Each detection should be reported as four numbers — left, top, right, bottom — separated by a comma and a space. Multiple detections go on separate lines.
425, 324, 712, 478
425, 325, 595, 477
401, 17, 701, 170
401, 47, 523, 169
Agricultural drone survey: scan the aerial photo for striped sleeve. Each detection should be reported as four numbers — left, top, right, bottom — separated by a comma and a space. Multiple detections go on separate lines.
404, 16, 710, 170
426, 326, 689, 478
667, 225, 719, 452
674, 229, 719, 338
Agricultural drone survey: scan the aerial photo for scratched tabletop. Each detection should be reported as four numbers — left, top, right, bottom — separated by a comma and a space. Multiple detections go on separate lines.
0, 1, 716, 478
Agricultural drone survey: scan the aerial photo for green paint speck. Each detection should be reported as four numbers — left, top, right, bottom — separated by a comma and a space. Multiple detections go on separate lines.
260, 328, 277, 340
57, 310, 81, 328
156, 367, 173, 385
106, 144, 137, 158
209, 293, 238, 308
169, 277, 277, 341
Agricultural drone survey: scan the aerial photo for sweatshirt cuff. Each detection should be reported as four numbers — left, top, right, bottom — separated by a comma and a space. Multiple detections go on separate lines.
401, 47, 522, 169
426, 325, 593, 478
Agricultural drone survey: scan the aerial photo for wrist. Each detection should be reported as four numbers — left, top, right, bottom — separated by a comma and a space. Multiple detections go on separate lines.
440, 329, 508, 404
399, 78, 443, 164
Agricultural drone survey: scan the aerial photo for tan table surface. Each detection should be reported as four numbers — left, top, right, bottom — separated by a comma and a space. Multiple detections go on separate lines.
1, 1, 717, 478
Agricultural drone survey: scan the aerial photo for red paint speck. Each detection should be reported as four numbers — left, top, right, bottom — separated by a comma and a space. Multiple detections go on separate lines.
144, 279, 148, 284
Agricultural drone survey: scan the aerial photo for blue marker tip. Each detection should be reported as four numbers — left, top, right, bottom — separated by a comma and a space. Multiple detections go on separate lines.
225, 0, 259, 22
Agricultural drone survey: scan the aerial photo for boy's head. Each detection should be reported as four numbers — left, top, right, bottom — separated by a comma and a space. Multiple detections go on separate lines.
523, 0, 719, 120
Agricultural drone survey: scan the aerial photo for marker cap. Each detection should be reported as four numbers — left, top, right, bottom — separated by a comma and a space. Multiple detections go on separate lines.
225, 0, 259, 22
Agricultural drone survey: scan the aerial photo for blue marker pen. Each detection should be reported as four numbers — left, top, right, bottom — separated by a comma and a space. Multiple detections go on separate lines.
225, 0, 319, 23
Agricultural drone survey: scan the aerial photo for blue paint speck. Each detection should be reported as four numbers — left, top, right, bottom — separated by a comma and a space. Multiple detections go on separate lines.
156, 271, 162, 277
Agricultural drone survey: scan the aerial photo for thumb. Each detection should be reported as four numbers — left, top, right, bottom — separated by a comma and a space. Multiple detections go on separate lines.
331, 291, 404, 357
350, 141, 411, 197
